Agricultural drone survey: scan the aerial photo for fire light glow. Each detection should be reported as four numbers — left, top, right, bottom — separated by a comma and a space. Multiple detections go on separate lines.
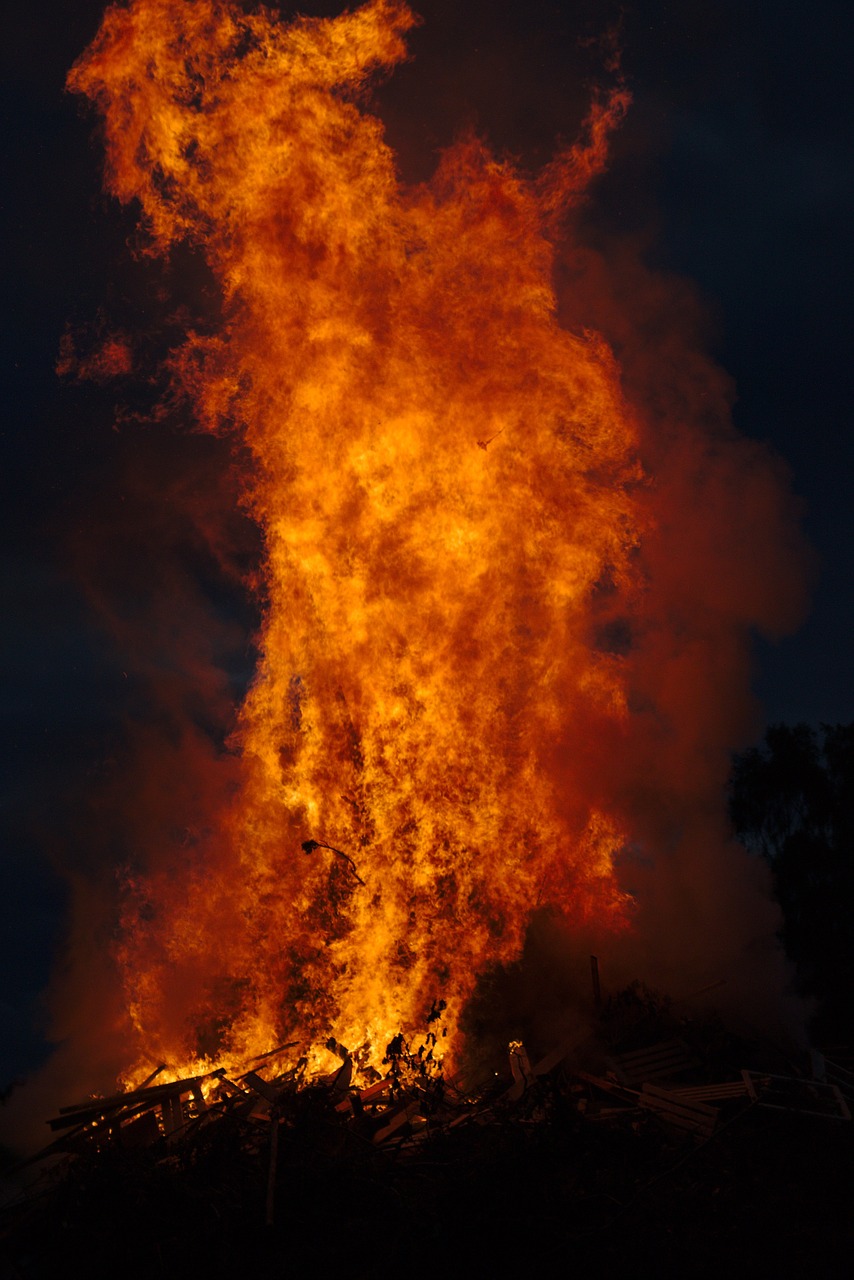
63, 0, 806, 1087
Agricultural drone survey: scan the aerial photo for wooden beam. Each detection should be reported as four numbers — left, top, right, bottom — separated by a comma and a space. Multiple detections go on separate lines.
242, 1071, 282, 1105
639, 1084, 717, 1139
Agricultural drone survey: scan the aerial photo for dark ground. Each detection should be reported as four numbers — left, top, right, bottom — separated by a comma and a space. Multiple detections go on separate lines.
2, 1101, 851, 1279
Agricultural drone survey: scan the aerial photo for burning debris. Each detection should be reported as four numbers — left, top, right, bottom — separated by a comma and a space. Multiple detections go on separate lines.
16, 980, 853, 1175
3, 984, 850, 1276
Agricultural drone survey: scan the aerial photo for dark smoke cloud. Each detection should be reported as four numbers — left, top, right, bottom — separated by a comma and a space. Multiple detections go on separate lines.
466, 222, 812, 1057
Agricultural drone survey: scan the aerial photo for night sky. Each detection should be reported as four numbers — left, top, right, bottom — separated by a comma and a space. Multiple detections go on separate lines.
2, 0, 852, 1090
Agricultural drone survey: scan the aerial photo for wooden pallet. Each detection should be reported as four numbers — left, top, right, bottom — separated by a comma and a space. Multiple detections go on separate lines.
639, 1083, 718, 1139
606, 1038, 699, 1087
742, 1070, 851, 1121
669, 1080, 750, 1103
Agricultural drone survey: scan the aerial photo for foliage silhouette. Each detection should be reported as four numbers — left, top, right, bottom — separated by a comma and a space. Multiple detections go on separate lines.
730, 722, 854, 1041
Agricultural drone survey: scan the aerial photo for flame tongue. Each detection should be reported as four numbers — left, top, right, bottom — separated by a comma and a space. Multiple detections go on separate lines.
70, 0, 640, 1075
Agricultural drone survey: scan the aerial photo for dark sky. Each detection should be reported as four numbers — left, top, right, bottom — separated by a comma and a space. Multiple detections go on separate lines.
2, 0, 852, 1086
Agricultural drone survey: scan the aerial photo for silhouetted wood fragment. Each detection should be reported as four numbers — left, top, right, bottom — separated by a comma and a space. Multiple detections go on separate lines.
242, 1071, 282, 1104
742, 1070, 851, 1120
670, 1081, 749, 1103
532, 1033, 585, 1077
506, 1041, 534, 1101
373, 1100, 421, 1144
160, 1093, 184, 1136
639, 1083, 718, 1139
575, 1071, 640, 1105
250, 1042, 299, 1064
50, 1070, 224, 1129
301, 838, 365, 885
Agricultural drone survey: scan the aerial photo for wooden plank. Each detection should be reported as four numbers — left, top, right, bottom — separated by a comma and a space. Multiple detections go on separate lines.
532, 1039, 573, 1078
118, 1107, 161, 1148
532, 1033, 586, 1078
358, 1076, 391, 1104
607, 1039, 699, 1086
160, 1093, 184, 1136
51, 1070, 224, 1129
373, 1101, 421, 1145
506, 1041, 534, 1101
220, 1092, 260, 1120
611, 1040, 695, 1070
250, 1042, 299, 1065
641, 1082, 717, 1118
215, 1076, 250, 1097
640, 1084, 717, 1138
670, 1081, 750, 1102
328, 1056, 353, 1103
56, 1076, 190, 1114
105, 1099, 167, 1134
242, 1071, 282, 1105
49, 1096, 149, 1132
575, 1071, 640, 1105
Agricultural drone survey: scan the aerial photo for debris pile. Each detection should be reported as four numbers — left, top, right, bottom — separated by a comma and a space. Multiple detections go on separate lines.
2, 984, 851, 1277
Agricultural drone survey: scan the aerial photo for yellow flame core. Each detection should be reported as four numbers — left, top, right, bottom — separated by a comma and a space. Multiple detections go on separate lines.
70, 0, 643, 1079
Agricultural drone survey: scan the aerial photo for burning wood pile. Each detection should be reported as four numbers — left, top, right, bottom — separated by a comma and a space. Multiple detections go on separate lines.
32, 1024, 851, 1175
4, 985, 850, 1277
28, 978, 852, 1172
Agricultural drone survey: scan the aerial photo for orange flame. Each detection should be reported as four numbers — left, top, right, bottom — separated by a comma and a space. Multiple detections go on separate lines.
65, 0, 768, 1083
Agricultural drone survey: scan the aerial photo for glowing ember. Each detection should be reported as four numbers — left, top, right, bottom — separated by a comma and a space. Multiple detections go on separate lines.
63, 0, 802, 1088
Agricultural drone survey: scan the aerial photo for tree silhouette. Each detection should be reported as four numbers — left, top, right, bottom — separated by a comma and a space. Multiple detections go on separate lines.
729, 723, 854, 1043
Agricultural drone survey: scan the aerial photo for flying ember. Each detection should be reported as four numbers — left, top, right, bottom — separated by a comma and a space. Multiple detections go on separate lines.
63, 0, 800, 1088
